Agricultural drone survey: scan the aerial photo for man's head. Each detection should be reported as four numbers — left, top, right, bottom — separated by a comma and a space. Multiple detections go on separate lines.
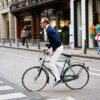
40, 17, 49, 29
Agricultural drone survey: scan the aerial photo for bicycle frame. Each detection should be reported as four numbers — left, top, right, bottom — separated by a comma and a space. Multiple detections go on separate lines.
39, 51, 72, 81
22, 50, 89, 92
39, 52, 55, 78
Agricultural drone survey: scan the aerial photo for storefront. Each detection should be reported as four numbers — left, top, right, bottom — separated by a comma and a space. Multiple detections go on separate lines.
40, 8, 70, 44
70, 0, 92, 49
10, 0, 70, 45
88, 0, 100, 47
93, 0, 100, 25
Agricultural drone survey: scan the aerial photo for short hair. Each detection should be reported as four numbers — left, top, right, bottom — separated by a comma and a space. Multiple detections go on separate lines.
41, 17, 49, 24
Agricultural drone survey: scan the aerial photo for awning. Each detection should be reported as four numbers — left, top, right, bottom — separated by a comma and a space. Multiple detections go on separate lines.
10, 0, 64, 16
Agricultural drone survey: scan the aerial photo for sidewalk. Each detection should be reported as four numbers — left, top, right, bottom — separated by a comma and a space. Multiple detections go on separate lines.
0, 42, 100, 60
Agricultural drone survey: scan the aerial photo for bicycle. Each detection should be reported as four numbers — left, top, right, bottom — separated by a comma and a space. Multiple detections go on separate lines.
22, 50, 89, 92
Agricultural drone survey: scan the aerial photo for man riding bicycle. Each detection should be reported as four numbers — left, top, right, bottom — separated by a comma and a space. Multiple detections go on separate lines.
40, 17, 64, 85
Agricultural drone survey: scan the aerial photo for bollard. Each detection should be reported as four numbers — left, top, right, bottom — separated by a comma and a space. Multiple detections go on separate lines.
3, 38, 5, 45
26, 39, 29, 48
9, 39, 12, 47
84, 39, 87, 54
17, 39, 19, 47
37, 35, 40, 49
31, 39, 34, 46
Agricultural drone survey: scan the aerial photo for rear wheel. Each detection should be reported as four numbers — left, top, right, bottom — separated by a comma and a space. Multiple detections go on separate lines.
22, 66, 48, 91
63, 64, 89, 90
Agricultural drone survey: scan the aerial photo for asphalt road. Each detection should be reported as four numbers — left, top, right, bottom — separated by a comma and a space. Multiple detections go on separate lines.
0, 47, 100, 100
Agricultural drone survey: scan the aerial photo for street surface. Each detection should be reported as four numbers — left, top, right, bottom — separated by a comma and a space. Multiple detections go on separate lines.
0, 47, 100, 100
0, 77, 43, 100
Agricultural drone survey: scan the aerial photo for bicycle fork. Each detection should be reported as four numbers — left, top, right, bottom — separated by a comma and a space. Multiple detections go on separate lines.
34, 68, 42, 81
35, 67, 50, 84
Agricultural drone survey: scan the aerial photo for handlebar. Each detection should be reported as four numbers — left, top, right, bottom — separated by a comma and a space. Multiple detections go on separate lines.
43, 49, 49, 55
39, 49, 49, 62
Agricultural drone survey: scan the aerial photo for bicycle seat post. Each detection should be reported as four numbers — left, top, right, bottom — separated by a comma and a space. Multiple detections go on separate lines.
67, 57, 71, 66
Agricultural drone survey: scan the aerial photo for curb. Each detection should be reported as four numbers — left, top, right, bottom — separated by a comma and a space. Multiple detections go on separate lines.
0, 45, 41, 52
72, 54, 100, 60
0, 45, 100, 60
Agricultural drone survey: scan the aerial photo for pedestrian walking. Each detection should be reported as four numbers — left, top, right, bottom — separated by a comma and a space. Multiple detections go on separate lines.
95, 24, 100, 54
95, 24, 100, 34
95, 33, 100, 54
89, 24, 96, 39
21, 26, 28, 46
40, 17, 64, 85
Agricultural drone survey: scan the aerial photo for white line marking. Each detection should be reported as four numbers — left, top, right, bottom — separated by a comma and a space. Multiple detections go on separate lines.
0, 92, 27, 100
47, 97, 76, 100
47, 99, 56, 100
66, 97, 76, 100
90, 68, 100, 72
0, 81, 3, 84
0, 51, 36, 59
90, 72, 100, 77
0, 86, 13, 91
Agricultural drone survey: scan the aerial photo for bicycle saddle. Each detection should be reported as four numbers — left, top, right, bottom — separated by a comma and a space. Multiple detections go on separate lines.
61, 53, 72, 58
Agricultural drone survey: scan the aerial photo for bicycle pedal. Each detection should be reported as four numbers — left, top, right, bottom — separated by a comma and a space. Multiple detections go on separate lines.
54, 80, 61, 86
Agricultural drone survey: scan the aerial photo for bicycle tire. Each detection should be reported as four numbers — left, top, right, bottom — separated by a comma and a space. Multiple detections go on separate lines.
22, 66, 49, 91
63, 64, 89, 90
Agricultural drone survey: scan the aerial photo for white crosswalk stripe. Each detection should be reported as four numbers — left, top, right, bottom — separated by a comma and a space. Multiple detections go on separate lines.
0, 92, 27, 100
0, 86, 13, 91
0, 79, 27, 100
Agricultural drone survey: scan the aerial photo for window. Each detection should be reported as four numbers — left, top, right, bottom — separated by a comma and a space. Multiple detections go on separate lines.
96, 0, 100, 23
96, 0, 100, 13
4, 0, 8, 7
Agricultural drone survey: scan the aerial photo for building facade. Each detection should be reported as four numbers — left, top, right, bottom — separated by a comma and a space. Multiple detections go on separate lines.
0, 0, 16, 42
10, 0, 70, 44
70, 0, 100, 49
0, 0, 100, 48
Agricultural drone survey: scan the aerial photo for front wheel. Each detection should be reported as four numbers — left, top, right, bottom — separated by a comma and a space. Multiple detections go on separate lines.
63, 64, 89, 90
22, 66, 49, 91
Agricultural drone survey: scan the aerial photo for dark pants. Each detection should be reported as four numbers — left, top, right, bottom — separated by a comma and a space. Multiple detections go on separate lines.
21, 37, 26, 45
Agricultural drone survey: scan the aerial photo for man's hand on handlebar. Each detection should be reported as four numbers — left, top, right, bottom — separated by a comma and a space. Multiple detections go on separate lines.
43, 49, 53, 56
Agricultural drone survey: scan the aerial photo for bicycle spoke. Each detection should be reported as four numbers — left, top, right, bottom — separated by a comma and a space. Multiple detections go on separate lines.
22, 66, 48, 91
77, 67, 84, 75
63, 64, 89, 90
